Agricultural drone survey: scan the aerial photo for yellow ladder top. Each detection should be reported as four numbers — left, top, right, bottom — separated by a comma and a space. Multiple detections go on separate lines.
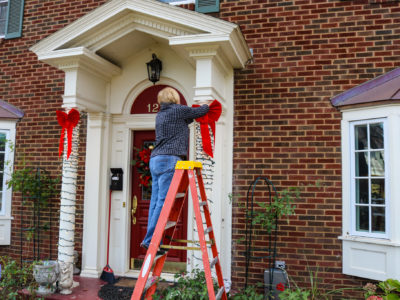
175, 161, 202, 170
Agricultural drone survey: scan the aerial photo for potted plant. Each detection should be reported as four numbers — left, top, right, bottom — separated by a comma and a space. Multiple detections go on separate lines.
32, 260, 59, 296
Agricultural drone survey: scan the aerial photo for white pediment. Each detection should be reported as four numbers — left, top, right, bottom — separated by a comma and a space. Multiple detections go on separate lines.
30, 0, 251, 69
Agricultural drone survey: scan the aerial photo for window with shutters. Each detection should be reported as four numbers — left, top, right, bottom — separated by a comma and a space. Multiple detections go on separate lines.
0, 0, 7, 37
0, 0, 24, 39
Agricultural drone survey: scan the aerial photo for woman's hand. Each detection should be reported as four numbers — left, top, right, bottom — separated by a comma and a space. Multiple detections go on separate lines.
196, 100, 213, 106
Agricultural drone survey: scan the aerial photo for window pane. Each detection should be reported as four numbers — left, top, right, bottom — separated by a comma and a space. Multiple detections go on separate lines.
352, 120, 386, 236
370, 151, 384, 176
356, 205, 369, 231
370, 123, 384, 149
371, 179, 384, 205
371, 207, 385, 233
355, 152, 368, 176
0, 172, 3, 192
355, 125, 368, 150
0, 153, 4, 172
356, 179, 369, 204
0, 133, 6, 151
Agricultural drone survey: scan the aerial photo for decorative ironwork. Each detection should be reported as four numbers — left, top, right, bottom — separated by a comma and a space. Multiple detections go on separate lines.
244, 176, 278, 299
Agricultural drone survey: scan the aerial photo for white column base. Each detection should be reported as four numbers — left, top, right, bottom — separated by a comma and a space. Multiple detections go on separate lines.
80, 267, 102, 278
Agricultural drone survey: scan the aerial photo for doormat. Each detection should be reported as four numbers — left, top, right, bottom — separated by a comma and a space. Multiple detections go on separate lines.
98, 277, 174, 300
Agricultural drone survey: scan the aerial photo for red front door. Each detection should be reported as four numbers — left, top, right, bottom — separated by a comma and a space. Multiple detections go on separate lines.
130, 130, 187, 269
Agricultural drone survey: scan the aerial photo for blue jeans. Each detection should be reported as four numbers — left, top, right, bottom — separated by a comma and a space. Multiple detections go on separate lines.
142, 155, 180, 247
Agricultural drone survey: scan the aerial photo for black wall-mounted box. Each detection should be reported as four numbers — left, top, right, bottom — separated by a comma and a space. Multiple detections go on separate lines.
110, 168, 123, 191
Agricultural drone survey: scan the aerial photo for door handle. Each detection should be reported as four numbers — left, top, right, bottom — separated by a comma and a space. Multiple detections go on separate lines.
131, 195, 137, 225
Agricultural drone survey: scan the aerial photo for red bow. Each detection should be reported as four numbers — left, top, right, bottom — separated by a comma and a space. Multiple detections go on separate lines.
56, 109, 80, 159
192, 100, 222, 157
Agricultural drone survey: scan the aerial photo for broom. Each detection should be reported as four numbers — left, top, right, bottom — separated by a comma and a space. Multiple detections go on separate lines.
100, 190, 117, 284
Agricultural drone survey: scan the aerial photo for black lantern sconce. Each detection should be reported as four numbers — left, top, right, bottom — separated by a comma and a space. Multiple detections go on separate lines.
146, 53, 162, 85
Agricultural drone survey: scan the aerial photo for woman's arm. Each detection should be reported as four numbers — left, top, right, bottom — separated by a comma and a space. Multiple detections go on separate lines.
178, 104, 210, 120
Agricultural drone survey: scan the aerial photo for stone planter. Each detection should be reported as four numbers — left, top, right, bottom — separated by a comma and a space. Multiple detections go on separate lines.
33, 260, 59, 296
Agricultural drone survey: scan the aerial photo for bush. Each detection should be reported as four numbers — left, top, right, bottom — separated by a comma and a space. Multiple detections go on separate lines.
228, 284, 264, 300
364, 279, 400, 300
152, 268, 218, 300
153, 268, 265, 300
0, 256, 38, 299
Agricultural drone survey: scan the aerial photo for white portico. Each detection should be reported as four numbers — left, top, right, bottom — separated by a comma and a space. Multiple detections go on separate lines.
30, 0, 251, 280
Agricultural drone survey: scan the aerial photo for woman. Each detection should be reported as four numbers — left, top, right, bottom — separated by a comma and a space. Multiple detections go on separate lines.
140, 87, 210, 253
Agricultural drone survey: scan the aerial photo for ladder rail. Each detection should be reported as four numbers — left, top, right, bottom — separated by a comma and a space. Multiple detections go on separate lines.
195, 168, 227, 300
188, 168, 218, 300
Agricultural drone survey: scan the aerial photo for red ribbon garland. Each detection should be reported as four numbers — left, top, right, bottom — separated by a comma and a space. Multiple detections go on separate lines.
192, 100, 222, 158
56, 109, 80, 159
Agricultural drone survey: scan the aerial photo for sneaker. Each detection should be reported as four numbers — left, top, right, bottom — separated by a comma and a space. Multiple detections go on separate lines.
140, 242, 167, 256
156, 248, 167, 256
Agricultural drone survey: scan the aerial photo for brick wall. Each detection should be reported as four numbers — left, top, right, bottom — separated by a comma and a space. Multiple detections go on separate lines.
0, 0, 106, 262
223, 0, 400, 297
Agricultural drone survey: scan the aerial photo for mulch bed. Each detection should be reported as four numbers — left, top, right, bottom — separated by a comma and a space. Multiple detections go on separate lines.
98, 277, 173, 300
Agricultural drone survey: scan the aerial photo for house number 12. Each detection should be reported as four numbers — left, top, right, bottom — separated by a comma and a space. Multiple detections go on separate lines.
147, 103, 159, 113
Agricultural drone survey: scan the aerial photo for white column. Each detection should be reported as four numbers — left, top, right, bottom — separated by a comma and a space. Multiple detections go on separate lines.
58, 109, 80, 295
80, 112, 111, 278
188, 46, 234, 281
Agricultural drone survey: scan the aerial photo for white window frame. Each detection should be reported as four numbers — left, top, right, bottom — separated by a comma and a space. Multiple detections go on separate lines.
0, 0, 8, 38
0, 120, 16, 245
0, 129, 10, 215
340, 105, 400, 281
349, 118, 389, 239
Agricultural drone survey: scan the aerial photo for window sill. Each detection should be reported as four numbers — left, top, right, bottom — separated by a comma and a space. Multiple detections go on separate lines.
340, 235, 400, 281
339, 235, 400, 247
0, 217, 12, 245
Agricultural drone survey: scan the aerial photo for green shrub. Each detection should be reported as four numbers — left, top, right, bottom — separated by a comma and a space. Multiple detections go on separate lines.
364, 279, 400, 300
153, 268, 266, 300
0, 256, 38, 299
152, 268, 218, 300
228, 284, 264, 300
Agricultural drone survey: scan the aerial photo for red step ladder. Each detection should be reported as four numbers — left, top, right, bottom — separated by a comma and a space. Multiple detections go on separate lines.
131, 161, 227, 300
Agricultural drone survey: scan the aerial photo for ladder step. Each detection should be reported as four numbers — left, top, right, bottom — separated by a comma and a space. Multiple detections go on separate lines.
165, 221, 176, 230
176, 193, 186, 198
199, 201, 207, 207
144, 276, 159, 290
160, 244, 201, 251
210, 256, 218, 268
205, 226, 213, 234
216, 287, 225, 300
165, 236, 214, 245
